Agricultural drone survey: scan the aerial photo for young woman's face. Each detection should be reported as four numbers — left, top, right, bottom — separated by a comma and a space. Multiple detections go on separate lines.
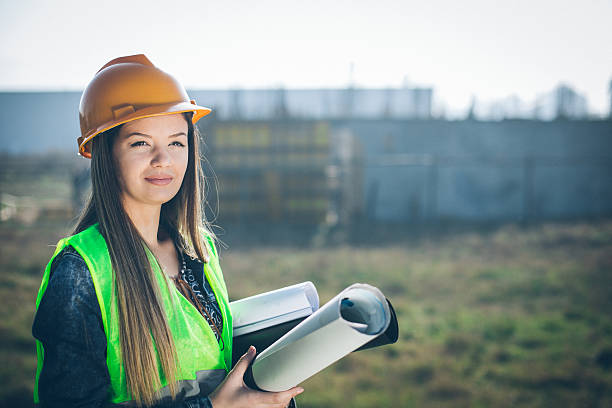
113, 114, 189, 209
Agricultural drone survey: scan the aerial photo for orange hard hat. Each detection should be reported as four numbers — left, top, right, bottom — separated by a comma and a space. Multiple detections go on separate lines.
77, 54, 211, 158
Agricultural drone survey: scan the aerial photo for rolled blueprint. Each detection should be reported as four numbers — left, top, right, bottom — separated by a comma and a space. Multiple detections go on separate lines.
245, 283, 392, 392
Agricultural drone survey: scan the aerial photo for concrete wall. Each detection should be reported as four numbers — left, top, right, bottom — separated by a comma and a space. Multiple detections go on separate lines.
0, 92, 81, 153
335, 119, 612, 222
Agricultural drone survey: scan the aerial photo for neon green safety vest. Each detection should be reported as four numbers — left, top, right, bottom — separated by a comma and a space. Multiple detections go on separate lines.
33, 223, 233, 405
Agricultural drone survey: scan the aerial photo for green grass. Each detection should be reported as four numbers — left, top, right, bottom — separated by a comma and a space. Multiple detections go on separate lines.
1, 219, 611, 407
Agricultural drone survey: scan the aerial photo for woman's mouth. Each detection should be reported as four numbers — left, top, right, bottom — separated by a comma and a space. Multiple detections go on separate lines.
145, 177, 173, 186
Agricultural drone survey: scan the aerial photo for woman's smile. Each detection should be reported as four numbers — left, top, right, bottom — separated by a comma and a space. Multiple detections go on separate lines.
145, 175, 174, 186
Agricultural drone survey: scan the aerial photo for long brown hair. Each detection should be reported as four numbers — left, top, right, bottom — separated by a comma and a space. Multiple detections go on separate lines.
73, 112, 215, 406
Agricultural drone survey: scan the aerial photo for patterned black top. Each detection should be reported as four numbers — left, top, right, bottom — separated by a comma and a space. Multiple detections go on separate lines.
174, 246, 224, 343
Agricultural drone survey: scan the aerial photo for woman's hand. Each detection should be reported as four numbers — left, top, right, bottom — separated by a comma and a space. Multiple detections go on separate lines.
208, 346, 304, 408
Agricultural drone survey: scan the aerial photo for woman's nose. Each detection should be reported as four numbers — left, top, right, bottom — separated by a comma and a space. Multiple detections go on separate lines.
151, 145, 172, 167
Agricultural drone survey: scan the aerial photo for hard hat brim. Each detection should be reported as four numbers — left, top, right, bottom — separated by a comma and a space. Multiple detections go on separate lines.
78, 100, 211, 158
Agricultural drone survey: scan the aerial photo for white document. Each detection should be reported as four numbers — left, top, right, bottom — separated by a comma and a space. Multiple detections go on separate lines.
249, 283, 391, 392
231, 281, 319, 337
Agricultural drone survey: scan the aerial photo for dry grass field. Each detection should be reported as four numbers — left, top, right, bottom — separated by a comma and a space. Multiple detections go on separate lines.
0, 216, 611, 408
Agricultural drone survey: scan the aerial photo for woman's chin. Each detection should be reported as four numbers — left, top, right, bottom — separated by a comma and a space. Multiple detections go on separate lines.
142, 190, 180, 205
122, 185, 181, 208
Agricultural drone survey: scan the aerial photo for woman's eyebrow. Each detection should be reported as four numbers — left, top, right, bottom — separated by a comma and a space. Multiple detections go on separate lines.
125, 131, 187, 138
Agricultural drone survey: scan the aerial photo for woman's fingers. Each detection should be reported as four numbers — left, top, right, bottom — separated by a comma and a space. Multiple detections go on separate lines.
281, 386, 304, 400
209, 345, 305, 408
231, 345, 257, 379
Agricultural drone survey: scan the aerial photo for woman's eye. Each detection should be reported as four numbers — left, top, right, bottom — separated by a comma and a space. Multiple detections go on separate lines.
130, 141, 148, 147
171, 141, 186, 147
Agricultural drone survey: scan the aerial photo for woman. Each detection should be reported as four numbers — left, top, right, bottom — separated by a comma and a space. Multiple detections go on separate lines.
32, 54, 303, 407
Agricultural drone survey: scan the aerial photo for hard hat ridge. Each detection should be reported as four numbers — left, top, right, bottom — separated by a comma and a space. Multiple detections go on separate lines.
96, 54, 155, 74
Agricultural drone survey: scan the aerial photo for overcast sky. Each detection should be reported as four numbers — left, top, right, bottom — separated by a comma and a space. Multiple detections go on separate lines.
0, 0, 610, 116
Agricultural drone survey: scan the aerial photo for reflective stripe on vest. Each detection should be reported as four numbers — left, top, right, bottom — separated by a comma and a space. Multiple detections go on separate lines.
33, 223, 233, 404
115, 369, 227, 406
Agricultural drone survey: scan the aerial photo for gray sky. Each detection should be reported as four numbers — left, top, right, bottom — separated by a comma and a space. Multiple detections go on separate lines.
1, 0, 610, 116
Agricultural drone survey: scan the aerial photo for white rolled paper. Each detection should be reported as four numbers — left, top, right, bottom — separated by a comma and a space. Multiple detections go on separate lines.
250, 283, 391, 392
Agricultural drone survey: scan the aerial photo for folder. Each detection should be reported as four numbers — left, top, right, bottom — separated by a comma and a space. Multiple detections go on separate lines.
231, 282, 319, 366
